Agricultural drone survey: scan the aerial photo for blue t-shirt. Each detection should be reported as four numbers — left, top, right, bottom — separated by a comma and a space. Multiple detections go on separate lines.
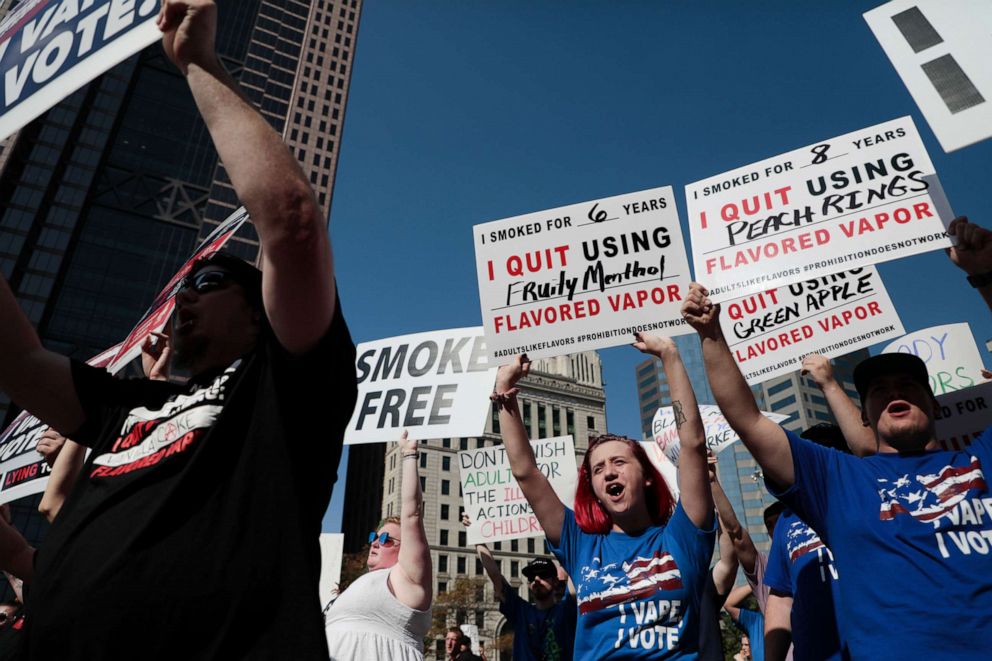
764, 509, 841, 661
773, 428, 992, 660
549, 501, 715, 660
498, 582, 577, 661
733, 608, 764, 661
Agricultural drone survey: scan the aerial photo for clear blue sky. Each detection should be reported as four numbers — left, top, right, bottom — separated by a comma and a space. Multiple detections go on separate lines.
321, 1, 992, 532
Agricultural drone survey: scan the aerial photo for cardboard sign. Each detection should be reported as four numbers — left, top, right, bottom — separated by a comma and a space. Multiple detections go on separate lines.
934, 381, 992, 450
0, 342, 119, 505
865, 1, 992, 153
459, 436, 577, 545
723, 266, 905, 385
346, 327, 497, 444
685, 116, 953, 302
473, 186, 694, 361
318, 533, 345, 608
0, 0, 161, 141
107, 206, 250, 372
639, 441, 680, 501
883, 322, 985, 396
651, 404, 788, 465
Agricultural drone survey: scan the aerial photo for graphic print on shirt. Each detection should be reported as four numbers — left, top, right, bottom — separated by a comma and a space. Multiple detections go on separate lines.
785, 519, 837, 582
875, 456, 992, 558
578, 552, 683, 615
89, 363, 238, 479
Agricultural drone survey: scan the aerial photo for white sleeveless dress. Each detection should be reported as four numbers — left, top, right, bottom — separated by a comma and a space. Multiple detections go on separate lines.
325, 568, 431, 661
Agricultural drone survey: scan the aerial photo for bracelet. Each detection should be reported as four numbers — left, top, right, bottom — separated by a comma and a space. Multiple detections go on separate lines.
402, 452, 419, 459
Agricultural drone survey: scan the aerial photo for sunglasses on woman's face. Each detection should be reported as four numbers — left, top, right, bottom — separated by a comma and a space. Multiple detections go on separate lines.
368, 531, 400, 547
178, 270, 234, 295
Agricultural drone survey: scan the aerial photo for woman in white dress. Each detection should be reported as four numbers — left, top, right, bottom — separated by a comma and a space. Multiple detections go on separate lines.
325, 432, 432, 660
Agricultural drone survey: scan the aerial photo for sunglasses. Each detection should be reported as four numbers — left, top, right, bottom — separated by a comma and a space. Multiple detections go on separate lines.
178, 270, 234, 295
368, 531, 400, 547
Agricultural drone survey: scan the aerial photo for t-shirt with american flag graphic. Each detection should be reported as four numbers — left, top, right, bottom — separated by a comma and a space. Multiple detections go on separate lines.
772, 427, 992, 661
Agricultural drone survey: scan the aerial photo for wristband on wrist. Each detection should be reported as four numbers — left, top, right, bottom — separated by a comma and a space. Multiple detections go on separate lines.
402, 452, 418, 459
967, 271, 992, 288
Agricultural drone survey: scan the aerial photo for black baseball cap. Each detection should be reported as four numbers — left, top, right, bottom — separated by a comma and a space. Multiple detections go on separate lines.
521, 558, 557, 580
853, 353, 931, 402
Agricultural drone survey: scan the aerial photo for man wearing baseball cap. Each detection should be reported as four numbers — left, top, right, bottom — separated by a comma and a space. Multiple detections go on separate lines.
682, 217, 992, 660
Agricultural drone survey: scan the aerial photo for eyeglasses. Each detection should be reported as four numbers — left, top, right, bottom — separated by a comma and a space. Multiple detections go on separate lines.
178, 270, 233, 295
368, 531, 400, 547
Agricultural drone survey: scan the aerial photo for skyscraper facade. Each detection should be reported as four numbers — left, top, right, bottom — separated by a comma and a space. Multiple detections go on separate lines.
0, 0, 361, 542
343, 352, 607, 661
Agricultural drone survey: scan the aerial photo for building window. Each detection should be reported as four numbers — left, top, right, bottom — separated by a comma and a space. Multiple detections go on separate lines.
419, 453, 427, 468
439, 555, 448, 573
494, 542, 501, 551
475, 610, 485, 629
475, 558, 483, 575
767, 380, 791, 396
440, 530, 449, 545
527, 539, 535, 553
458, 531, 466, 547
511, 540, 518, 552
523, 402, 532, 429
419, 476, 426, 491
772, 395, 797, 410
567, 410, 575, 436
457, 556, 466, 574
538, 404, 547, 438
441, 480, 450, 495
442, 456, 451, 471
438, 582, 447, 594
552, 406, 561, 436
491, 407, 500, 433
442, 438, 451, 448
441, 504, 449, 520
587, 415, 596, 431
510, 561, 519, 577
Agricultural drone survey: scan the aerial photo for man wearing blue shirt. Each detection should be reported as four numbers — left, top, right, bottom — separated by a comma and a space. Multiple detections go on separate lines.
684, 217, 992, 660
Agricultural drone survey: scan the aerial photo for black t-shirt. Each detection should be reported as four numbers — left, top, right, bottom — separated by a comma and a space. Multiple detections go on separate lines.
25, 306, 356, 660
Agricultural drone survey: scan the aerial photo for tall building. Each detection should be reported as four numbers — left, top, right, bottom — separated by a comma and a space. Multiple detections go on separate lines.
0, 0, 361, 542
344, 352, 607, 661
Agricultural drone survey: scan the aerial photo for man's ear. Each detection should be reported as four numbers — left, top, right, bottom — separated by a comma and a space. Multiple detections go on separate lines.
861, 406, 871, 427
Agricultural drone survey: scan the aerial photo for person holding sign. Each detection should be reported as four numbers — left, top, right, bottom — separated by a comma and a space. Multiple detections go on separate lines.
325, 432, 432, 660
0, 2, 357, 659
683, 216, 992, 661
491, 334, 715, 660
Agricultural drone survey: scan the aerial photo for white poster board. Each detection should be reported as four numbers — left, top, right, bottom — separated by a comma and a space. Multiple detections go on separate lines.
685, 116, 953, 302
459, 436, 577, 545
934, 381, 992, 450
0, 0, 162, 141
882, 322, 985, 395
865, 0, 992, 152
346, 327, 497, 444
474, 186, 693, 361
722, 266, 905, 385
639, 442, 680, 501
651, 404, 788, 466
318, 533, 345, 608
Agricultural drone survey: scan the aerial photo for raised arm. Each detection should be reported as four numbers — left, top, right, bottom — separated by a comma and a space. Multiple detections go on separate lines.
764, 590, 793, 661
389, 432, 432, 611
159, 0, 335, 354
463, 514, 506, 601
711, 470, 758, 576
492, 355, 565, 546
801, 354, 875, 457
683, 283, 794, 487
39, 437, 87, 523
633, 333, 713, 528
947, 216, 992, 315
708, 457, 739, 595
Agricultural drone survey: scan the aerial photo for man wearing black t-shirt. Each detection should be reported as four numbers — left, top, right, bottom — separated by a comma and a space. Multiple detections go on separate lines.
0, 2, 356, 659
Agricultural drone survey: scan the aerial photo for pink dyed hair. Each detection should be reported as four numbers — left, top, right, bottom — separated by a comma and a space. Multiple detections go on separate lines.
574, 434, 675, 534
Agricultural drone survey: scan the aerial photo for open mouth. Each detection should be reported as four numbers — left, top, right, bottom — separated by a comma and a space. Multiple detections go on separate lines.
605, 482, 624, 499
886, 400, 912, 416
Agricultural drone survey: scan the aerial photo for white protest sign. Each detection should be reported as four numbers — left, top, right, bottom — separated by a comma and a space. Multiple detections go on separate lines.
651, 404, 788, 465
639, 442, 680, 500
459, 436, 577, 545
318, 533, 345, 608
685, 116, 953, 303
882, 322, 985, 396
346, 327, 497, 444
473, 186, 693, 361
723, 266, 905, 385
865, 1, 992, 153
933, 381, 992, 451
0, 0, 162, 142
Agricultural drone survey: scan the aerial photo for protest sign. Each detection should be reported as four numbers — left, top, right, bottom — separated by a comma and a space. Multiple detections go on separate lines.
882, 322, 984, 395
473, 186, 694, 361
639, 441, 680, 500
346, 327, 497, 444
865, 1, 992, 153
0, 0, 161, 141
459, 436, 577, 545
722, 266, 905, 385
651, 404, 788, 466
0, 342, 119, 505
933, 381, 992, 451
107, 206, 250, 372
318, 533, 344, 608
685, 116, 953, 302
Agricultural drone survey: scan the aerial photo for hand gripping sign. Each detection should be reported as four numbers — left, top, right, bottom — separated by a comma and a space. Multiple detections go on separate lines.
723, 266, 905, 385
459, 436, 577, 545
474, 186, 694, 361
685, 116, 953, 303
882, 322, 985, 396
346, 327, 498, 444
651, 404, 788, 466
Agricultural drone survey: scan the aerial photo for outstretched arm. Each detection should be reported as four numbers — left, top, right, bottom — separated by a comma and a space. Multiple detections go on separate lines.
684, 283, 794, 487
801, 353, 875, 457
711, 472, 758, 576
159, 0, 335, 354
765, 590, 793, 661
633, 333, 713, 528
492, 355, 565, 546
463, 514, 506, 601
947, 216, 992, 315
390, 432, 432, 611
723, 583, 753, 623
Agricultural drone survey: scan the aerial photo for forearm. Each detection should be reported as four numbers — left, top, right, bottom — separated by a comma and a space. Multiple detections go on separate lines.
765, 592, 793, 661
711, 521, 739, 596
819, 378, 875, 457
39, 439, 86, 522
712, 481, 757, 572
398, 448, 430, 586
475, 544, 505, 600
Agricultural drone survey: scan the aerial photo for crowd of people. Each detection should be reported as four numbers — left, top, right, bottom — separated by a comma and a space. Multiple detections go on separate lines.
0, 1, 989, 660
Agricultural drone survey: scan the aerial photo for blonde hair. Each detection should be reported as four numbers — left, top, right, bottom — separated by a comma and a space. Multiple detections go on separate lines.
378, 516, 401, 528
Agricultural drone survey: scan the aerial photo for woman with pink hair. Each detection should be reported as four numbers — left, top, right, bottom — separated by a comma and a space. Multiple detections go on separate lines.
492, 333, 714, 659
